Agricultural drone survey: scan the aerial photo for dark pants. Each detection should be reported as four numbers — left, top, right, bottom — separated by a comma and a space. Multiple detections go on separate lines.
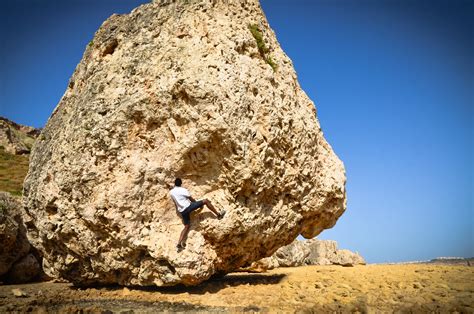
180, 200, 204, 225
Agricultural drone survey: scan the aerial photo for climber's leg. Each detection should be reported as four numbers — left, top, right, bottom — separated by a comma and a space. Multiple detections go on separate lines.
202, 199, 219, 215
177, 201, 204, 250
177, 224, 190, 249
202, 199, 226, 219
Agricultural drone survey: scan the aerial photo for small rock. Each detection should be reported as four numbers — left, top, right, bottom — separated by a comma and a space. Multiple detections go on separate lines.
11, 288, 28, 297
52, 278, 69, 283
122, 287, 131, 296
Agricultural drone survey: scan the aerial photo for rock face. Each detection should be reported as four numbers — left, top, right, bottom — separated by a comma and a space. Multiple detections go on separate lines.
0, 117, 40, 155
0, 192, 41, 283
251, 239, 365, 270
23, 0, 346, 286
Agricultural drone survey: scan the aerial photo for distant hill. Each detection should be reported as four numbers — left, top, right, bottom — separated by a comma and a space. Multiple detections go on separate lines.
378, 257, 473, 266
427, 257, 473, 266
0, 117, 40, 155
0, 117, 40, 196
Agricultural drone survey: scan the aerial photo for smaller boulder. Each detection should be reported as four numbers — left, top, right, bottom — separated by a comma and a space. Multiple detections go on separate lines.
249, 238, 365, 270
0, 193, 30, 276
272, 240, 310, 267
6, 253, 41, 284
332, 249, 366, 267
0, 192, 42, 283
305, 239, 338, 265
11, 288, 28, 298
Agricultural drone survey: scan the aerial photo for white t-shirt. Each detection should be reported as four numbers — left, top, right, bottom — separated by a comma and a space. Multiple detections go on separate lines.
170, 186, 191, 212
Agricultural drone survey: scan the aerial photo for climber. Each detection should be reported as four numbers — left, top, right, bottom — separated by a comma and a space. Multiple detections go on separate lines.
170, 178, 225, 251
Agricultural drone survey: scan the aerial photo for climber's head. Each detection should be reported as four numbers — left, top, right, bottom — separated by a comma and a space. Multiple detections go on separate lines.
174, 178, 182, 187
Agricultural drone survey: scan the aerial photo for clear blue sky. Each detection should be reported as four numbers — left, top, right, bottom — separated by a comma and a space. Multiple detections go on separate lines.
0, 0, 472, 263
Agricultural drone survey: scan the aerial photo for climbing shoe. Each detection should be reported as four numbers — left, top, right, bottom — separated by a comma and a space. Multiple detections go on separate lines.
217, 210, 226, 220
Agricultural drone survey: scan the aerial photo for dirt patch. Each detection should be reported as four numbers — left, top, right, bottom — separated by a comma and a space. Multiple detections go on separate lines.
1, 264, 473, 313
2, 299, 228, 313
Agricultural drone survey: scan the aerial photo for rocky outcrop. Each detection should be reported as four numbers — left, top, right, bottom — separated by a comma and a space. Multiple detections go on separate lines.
248, 239, 365, 270
0, 117, 40, 155
0, 192, 42, 283
23, 0, 346, 286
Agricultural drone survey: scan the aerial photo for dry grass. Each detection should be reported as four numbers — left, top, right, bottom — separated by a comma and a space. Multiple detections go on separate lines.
0, 147, 29, 196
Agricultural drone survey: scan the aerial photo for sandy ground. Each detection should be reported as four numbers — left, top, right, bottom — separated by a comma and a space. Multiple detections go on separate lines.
1, 264, 473, 313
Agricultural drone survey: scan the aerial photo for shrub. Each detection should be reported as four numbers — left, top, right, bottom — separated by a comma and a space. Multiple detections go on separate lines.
265, 56, 278, 72
249, 24, 269, 56
248, 24, 277, 72
0, 191, 20, 216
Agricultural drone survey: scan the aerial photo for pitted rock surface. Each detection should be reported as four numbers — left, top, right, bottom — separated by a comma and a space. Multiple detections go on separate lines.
23, 0, 346, 286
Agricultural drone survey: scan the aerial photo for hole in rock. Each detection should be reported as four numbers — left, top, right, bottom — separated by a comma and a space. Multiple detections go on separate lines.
130, 110, 144, 124
158, 259, 176, 274
137, 249, 151, 260
25, 220, 37, 231
102, 39, 118, 57
45, 203, 58, 215
114, 269, 131, 282
146, 120, 160, 132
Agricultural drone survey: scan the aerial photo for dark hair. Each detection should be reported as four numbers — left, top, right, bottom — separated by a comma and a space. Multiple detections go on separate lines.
174, 178, 182, 186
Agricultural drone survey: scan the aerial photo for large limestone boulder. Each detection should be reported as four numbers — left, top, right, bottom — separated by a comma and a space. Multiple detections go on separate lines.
23, 0, 346, 286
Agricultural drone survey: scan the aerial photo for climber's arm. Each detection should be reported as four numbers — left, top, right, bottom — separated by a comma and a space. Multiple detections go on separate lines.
171, 198, 178, 211
188, 196, 197, 203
